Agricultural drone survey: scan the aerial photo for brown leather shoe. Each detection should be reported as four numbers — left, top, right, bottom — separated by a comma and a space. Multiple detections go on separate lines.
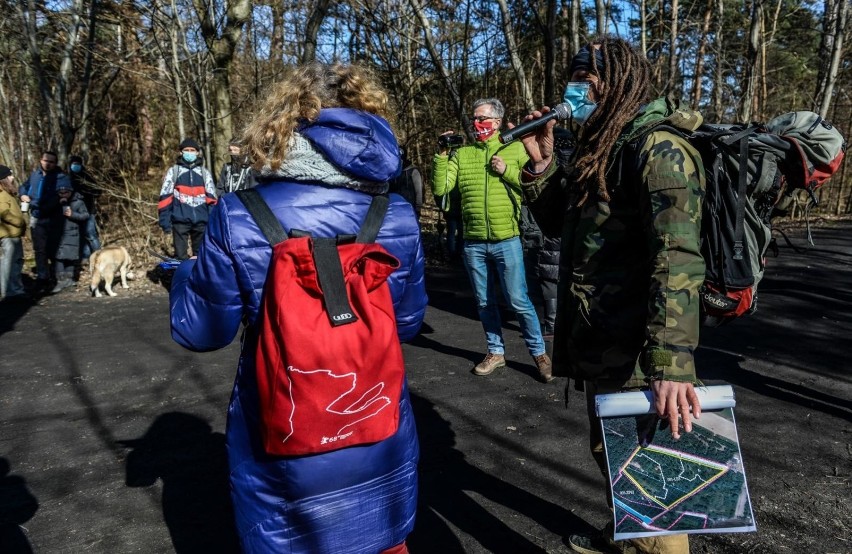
533, 353, 553, 382
473, 353, 506, 376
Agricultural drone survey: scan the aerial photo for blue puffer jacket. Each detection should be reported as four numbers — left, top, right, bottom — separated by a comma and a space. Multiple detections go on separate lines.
169, 110, 427, 554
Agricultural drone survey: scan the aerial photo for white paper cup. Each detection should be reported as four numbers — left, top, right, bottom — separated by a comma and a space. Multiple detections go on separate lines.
20, 202, 29, 213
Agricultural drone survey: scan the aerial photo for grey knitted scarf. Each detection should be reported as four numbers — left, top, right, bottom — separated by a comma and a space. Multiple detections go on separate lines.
255, 133, 389, 194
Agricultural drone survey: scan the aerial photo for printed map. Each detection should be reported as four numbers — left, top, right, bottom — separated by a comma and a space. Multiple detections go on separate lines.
602, 408, 756, 539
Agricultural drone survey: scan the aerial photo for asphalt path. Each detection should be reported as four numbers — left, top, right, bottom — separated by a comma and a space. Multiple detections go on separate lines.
0, 223, 850, 553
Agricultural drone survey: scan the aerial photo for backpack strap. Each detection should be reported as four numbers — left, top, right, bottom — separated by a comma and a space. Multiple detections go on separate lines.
312, 238, 359, 326
236, 189, 287, 245
731, 130, 752, 260
313, 194, 388, 327
622, 122, 759, 262
716, 125, 759, 260
356, 194, 389, 243
238, 190, 390, 327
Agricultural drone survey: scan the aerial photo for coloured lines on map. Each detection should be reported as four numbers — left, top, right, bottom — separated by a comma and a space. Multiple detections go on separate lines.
597, 386, 756, 540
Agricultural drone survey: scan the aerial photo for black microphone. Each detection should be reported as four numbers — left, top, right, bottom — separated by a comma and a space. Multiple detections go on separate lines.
498, 103, 572, 144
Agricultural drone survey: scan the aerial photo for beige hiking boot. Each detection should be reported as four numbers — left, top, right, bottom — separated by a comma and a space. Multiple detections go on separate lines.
473, 353, 506, 376
533, 353, 553, 382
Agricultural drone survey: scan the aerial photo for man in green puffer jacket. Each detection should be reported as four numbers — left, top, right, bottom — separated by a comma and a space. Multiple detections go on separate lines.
432, 98, 552, 382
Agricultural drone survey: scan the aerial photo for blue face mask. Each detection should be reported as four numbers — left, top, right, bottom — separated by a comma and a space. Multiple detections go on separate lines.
182, 151, 198, 164
70, 163, 82, 173
563, 82, 598, 126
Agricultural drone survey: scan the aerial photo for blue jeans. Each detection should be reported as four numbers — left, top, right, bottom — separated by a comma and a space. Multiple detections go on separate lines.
463, 237, 546, 357
1, 237, 25, 297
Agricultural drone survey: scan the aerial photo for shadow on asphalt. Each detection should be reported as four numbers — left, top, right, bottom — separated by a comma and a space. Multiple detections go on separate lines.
407, 393, 596, 553
698, 347, 852, 423
424, 264, 479, 322
119, 413, 240, 554
0, 457, 38, 554
0, 298, 34, 339
696, 234, 852, 424
409, 324, 481, 366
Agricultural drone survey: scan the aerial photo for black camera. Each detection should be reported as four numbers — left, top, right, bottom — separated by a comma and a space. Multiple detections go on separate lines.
438, 134, 464, 149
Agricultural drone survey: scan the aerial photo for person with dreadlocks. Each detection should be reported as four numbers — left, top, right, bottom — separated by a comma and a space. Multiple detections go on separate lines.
516, 37, 705, 554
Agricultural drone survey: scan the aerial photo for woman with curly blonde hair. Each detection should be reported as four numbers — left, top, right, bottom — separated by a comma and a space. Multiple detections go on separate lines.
169, 62, 426, 554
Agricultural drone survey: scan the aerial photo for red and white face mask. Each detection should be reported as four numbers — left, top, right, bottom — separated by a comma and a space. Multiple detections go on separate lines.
473, 120, 498, 141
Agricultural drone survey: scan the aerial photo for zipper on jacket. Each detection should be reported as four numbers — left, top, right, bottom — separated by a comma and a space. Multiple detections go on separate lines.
484, 142, 491, 240
190, 163, 196, 223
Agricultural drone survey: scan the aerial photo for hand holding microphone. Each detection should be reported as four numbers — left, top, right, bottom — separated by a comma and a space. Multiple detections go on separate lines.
498, 103, 572, 144
502, 104, 571, 173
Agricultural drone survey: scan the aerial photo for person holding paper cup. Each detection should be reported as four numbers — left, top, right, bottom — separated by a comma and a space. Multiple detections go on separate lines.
0, 165, 27, 300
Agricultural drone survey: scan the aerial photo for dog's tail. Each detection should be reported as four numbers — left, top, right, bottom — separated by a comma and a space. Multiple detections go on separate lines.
90, 260, 101, 294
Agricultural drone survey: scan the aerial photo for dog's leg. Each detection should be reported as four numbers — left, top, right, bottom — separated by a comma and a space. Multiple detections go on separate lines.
120, 264, 129, 289
105, 271, 117, 297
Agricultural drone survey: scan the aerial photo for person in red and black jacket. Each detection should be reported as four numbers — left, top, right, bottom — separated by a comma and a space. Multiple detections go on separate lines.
158, 138, 217, 259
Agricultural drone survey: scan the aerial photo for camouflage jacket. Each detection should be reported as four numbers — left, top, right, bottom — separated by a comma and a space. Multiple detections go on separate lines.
522, 97, 706, 388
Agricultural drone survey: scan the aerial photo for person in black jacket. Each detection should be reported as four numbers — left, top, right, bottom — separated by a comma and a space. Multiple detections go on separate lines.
216, 139, 256, 197
50, 181, 89, 293
388, 147, 423, 221
520, 205, 560, 345
68, 155, 101, 260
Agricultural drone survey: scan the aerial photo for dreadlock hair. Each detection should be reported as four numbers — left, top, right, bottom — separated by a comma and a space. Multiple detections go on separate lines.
572, 36, 652, 204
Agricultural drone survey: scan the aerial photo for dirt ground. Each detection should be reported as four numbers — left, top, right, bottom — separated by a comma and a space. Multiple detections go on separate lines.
0, 223, 850, 553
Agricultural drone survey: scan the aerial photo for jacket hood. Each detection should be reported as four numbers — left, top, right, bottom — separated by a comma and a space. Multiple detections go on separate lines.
614, 97, 703, 154
299, 108, 401, 182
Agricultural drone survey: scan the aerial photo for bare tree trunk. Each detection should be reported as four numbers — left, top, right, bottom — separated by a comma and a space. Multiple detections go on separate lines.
667, 0, 679, 94
495, 0, 535, 112
691, 0, 713, 109
759, 0, 783, 117
55, 0, 88, 160
195, 0, 252, 165
167, 0, 187, 139
18, 0, 89, 161
652, 0, 665, 90
570, 0, 580, 55
409, 0, 464, 125
0, 79, 14, 167
301, 0, 333, 63
758, 11, 767, 120
543, 0, 558, 104
741, 0, 762, 121
138, 103, 154, 179
710, 0, 724, 119
268, 0, 285, 65
595, 0, 606, 34
460, 0, 473, 116
815, 0, 848, 117
640, 0, 648, 55
77, 0, 101, 159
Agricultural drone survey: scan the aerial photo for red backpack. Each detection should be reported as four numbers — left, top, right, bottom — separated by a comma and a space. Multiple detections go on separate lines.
237, 189, 404, 456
